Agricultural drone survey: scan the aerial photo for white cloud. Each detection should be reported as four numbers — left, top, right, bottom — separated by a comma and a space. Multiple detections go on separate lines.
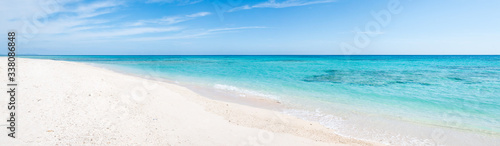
132, 26, 266, 41
229, 0, 336, 12
0, 0, 123, 35
69, 1, 121, 13
129, 12, 211, 26
0, 0, 263, 50
70, 27, 182, 39
145, 0, 203, 5
186, 12, 211, 17
68, 1, 123, 19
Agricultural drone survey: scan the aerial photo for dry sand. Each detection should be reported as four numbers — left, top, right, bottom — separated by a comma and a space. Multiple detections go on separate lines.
0, 58, 380, 145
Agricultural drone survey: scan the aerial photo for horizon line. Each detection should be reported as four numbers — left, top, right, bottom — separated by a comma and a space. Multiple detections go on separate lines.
11, 54, 500, 56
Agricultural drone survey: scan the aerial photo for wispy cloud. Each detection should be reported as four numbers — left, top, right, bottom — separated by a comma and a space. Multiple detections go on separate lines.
1, 0, 264, 47
68, 1, 123, 18
35, 0, 124, 35
78, 27, 182, 38
129, 12, 211, 26
69, 1, 122, 13
132, 26, 266, 41
186, 11, 211, 17
145, 0, 203, 5
355, 31, 386, 35
229, 0, 336, 12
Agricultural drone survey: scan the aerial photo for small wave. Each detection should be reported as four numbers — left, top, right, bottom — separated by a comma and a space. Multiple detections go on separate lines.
282, 109, 435, 145
283, 109, 344, 130
213, 84, 280, 100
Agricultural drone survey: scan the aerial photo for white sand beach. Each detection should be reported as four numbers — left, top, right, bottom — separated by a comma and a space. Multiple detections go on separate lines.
0, 58, 379, 145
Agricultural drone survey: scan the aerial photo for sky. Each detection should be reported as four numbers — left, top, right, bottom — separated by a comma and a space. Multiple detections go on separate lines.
1, 0, 499, 55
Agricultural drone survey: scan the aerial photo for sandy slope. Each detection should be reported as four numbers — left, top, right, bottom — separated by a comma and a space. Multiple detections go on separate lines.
0, 58, 378, 145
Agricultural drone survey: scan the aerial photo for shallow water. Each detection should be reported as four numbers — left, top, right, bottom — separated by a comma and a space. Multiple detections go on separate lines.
24, 55, 500, 145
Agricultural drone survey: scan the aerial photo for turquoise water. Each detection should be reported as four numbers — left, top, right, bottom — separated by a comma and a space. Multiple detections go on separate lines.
24, 55, 500, 144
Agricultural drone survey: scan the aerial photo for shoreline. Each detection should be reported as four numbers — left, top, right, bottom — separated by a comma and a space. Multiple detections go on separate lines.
0, 58, 379, 145
87, 63, 288, 111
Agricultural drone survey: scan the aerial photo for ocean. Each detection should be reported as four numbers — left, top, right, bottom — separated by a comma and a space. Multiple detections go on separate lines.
24, 55, 500, 145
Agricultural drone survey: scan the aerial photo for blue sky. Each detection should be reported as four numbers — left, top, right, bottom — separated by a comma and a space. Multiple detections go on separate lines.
1, 0, 499, 55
